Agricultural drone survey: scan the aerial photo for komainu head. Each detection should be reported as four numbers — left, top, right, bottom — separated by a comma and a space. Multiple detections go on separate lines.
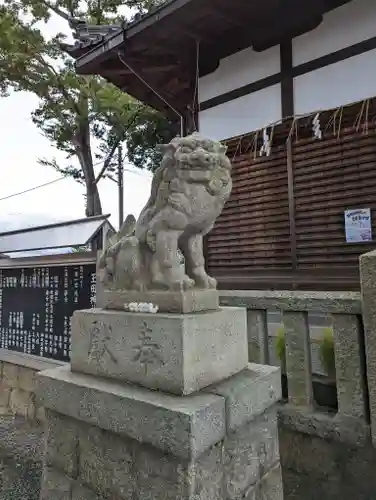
160, 132, 232, 173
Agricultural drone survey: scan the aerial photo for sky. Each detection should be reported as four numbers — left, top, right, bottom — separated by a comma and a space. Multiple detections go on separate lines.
0, 7, 152, 233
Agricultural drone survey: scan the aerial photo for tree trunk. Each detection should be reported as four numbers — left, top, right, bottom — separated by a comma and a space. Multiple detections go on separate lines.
73, 116, 103, 218
85, 184, 102, 217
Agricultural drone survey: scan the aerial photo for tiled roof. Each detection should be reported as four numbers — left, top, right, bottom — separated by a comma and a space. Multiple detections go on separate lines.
62, 1, 173, 58
61, 18, 122, 58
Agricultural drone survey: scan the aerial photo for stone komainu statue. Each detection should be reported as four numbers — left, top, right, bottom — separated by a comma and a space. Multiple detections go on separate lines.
99, 133, 232, 292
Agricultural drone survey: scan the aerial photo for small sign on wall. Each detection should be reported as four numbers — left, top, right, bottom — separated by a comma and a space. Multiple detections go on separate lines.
344, 208, 372, 243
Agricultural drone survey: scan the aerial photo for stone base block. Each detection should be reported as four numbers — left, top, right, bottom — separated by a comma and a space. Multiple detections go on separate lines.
70, 307, 248, 395
245, 464, 284, 500
103, 288, 219, 313
38, 363, 282, 500
37, 364, 226, 459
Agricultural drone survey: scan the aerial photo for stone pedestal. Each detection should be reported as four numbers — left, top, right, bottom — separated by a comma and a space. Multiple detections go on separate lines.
37, 304, 284, 500
103, 288, 219, 314
70, 307, 248, 395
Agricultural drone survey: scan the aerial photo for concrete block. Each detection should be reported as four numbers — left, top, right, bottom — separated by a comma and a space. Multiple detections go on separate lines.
220, 290, 361, 314
79, 424, 134, 499
223, 408, 279, 499
9, 387, 35, 419
0, 382, 11, 408
18, 366, 37, 393
70, 307, 247, 395
278, 404, 370, 447
192, 442, 224, 500
332, 313, 366, 420
40, 466, 73, 500
283, 311, 313, 407
245, 464, 284, 500
71, 483, 99, 500
37, 364, 226, 459
360, 250, 376, 444
2, 362, 19, 388
278, 423, 340, 478
103, 287, 219, 313
36, 404, 46, 423
134, 440, 224, 500
205, 363, 281, 431
134, 442, 191, 500
45, 409, 79, 478
247, 309, 269, 364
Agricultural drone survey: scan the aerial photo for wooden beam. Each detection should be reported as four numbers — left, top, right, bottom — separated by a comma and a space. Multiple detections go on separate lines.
280, 40, 297, 274
125, 52, 181, 67
117, 51, 186, 113
253, 14, 323, 52
104, 64, 178, 76
286, 138, 297, 273
280, 40, 294, 119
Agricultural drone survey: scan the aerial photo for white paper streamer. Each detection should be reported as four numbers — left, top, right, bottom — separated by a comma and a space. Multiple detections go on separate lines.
312, 113, 322, 140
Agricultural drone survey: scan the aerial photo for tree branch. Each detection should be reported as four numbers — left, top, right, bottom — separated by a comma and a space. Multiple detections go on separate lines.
39, 0, 71, 21
94, 107, 143, 184
32, 50, 83, 118
94, 139, 120, 184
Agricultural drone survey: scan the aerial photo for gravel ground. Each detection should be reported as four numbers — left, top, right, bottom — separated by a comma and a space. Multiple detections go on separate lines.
0, 416, 43, 500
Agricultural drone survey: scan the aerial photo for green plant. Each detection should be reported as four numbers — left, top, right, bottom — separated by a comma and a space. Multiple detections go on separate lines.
275, 326, 286, 366
319, 327, 336, 378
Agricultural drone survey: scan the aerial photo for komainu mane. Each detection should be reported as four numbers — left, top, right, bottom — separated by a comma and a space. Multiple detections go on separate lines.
98, 133, 232, 292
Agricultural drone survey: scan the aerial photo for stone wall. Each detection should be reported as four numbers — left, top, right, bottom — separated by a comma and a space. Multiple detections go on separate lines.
3, 400, 376, 500
0, 362, 44, 421
0, 415, 43, 500
41, 405, 282, 500
0, 354, 64, 422
280, 426, 376, 500
37, 361, 283, 500
278, 406, 375, 500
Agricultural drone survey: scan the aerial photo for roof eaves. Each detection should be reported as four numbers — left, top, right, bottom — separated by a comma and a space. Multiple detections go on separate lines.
61, 18, 123, 59
124, 0, 192, 38
0, 216, 113, 254
0, 214, 112, 238
74, 0, 192, 69
74, 30, 125, 68
83, 219, 106, 246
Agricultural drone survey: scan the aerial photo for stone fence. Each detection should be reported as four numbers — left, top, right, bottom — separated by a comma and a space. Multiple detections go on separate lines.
219, 290, 367, 431
223, 249, 376, 451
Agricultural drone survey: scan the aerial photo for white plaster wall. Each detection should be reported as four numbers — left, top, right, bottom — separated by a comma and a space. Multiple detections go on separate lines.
199, 45, 280, 103
293, 0, 376, 66
294, 49, 376, 116
199, 84, 282, 141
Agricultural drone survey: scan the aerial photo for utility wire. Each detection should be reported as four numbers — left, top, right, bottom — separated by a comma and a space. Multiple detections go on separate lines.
0, 177, 66, 202
0, 165, 151, 202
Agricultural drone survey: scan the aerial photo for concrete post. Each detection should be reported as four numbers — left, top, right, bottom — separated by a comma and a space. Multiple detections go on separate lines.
360, 249, 376, 444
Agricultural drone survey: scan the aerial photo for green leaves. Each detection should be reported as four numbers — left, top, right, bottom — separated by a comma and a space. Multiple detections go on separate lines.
0, 0, 174, 216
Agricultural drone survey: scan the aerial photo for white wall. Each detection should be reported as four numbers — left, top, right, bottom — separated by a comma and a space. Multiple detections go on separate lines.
199, 45, 280, 103
294, 48, 376, 115
198, 0, 376, 140
199, 85, 282, 141
293, 0, 376, 66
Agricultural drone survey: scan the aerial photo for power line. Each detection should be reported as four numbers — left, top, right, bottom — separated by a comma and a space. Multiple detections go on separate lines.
124, 167, 151, 177
0, 162, 151, 203
0, 177, 66, 202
